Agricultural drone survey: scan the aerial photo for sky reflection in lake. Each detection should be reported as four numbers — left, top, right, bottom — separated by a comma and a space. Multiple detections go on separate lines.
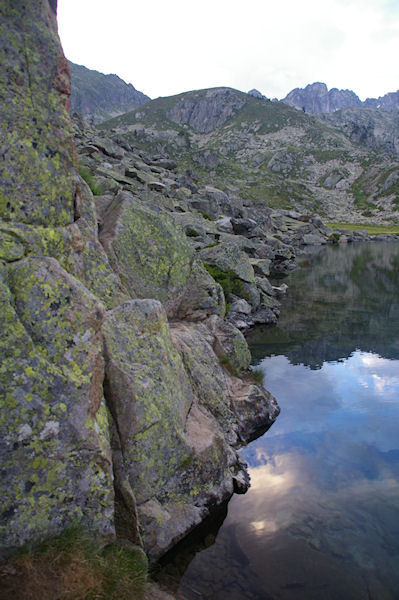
162, 243, 399, 600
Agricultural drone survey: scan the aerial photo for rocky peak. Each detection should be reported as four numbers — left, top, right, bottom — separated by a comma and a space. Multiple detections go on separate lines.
248, 88, 267, 100
282, 82, 362, 114
364, 90, 399, 110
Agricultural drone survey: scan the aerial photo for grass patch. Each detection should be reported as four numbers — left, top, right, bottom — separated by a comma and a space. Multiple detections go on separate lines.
250, 367, 264, 384
326, 222, 399, 234
0, 526, 148, 600
219, 355, 239, 377
78, 165, 102, 196
203, 264, 244, 297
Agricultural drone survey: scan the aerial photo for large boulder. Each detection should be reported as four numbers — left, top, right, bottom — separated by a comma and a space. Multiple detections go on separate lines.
199, 243, 255, 284
103, 301, 235, 558
0, 257, 114, 550
99, 191, 194, 316
99, 190, 224, 319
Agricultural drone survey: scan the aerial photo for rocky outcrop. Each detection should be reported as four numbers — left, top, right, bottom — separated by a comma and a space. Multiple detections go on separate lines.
68, 60, 150, 124
282, 82, 362, 114
364, 90, 399, 111
0, 0, 279, 564
321, 107, 399, 156
166, 88, 247, 133
282, 82, 399, 115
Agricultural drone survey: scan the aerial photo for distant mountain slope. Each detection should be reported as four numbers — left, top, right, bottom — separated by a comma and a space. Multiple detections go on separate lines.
281, 82, 399, 114
321, 107, 399, 156
68, 61, 150, 124
100, 87, 399, 223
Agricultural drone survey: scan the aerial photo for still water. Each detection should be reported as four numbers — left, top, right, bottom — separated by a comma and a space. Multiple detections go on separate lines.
158, 242, 399, 600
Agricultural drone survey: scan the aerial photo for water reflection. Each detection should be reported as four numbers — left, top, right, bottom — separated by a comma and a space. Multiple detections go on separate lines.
158, 242, 399, 600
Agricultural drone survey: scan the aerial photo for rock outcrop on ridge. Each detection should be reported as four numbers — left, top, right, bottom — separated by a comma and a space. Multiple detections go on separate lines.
282, 82, 362, 114
0, 0, 280, 562
281, 82, 399, 114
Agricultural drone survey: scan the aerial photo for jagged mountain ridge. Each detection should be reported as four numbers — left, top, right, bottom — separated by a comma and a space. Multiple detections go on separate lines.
281, 82, 399, 114
68, 60, 150, 124
100, 86, 399, 223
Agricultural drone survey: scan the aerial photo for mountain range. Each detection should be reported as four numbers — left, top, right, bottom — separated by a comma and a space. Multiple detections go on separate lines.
68, 61, 399, 122
68, 62, 399, 225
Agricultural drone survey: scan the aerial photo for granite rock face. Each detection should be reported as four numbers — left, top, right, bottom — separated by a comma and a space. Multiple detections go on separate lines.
282, 82, 362, 114
166, 87, 247, 133
364, 90, 399, 111
321, 107, 399, 156
282, 82, 399, 115
0, 0, 77, 226
0, 0, 116, 549
0, 0, 280, 561
0, 256, 114, 548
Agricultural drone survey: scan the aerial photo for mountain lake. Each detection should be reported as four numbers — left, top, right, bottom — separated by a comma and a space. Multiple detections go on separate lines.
156, 240, 399, 600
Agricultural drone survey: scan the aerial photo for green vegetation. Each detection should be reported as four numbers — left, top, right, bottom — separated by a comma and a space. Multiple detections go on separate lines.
326, 222, 399, 234
250, 367, 264, 384
204, 264, 244, 297
78, 165, 102, 196
0, 526, 148, 600
350, 177, 374, 210
199, 211, 214, 221
219, 354, 239, 377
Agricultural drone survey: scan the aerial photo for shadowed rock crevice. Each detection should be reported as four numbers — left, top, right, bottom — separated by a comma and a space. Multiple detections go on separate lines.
103, 370, 142, 547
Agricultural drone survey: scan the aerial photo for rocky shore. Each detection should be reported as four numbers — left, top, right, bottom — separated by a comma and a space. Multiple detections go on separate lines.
0, 0, 280, 567
1, 6, 398, 598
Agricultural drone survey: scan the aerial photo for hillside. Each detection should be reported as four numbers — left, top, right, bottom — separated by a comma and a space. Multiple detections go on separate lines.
99, 87, 399, 223
320, 106, 399, 156
68, 60, 150, 123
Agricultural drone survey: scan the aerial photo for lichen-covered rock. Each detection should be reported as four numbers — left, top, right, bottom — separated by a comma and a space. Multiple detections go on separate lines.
204, 315, 252, 373
0, 257, 114, 550
99, 191, 194, 316
0, 0, 77, 226
176, 259, 225, 320
103, 300, 235, 558
103, 300, 193, 505
170, 322, 237, 439
0, 194, 127, 309
230, 379, 280, 443
99, 190, 225, 319
199, 242, 255, 284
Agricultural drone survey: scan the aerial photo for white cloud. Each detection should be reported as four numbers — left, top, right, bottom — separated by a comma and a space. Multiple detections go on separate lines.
57, 0, 399, 100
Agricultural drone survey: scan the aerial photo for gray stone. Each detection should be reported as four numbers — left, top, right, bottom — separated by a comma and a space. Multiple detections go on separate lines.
199, 243, 255, 284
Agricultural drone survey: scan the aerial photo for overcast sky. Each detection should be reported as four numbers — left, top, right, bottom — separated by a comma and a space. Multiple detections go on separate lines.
58, 0, 399, 101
